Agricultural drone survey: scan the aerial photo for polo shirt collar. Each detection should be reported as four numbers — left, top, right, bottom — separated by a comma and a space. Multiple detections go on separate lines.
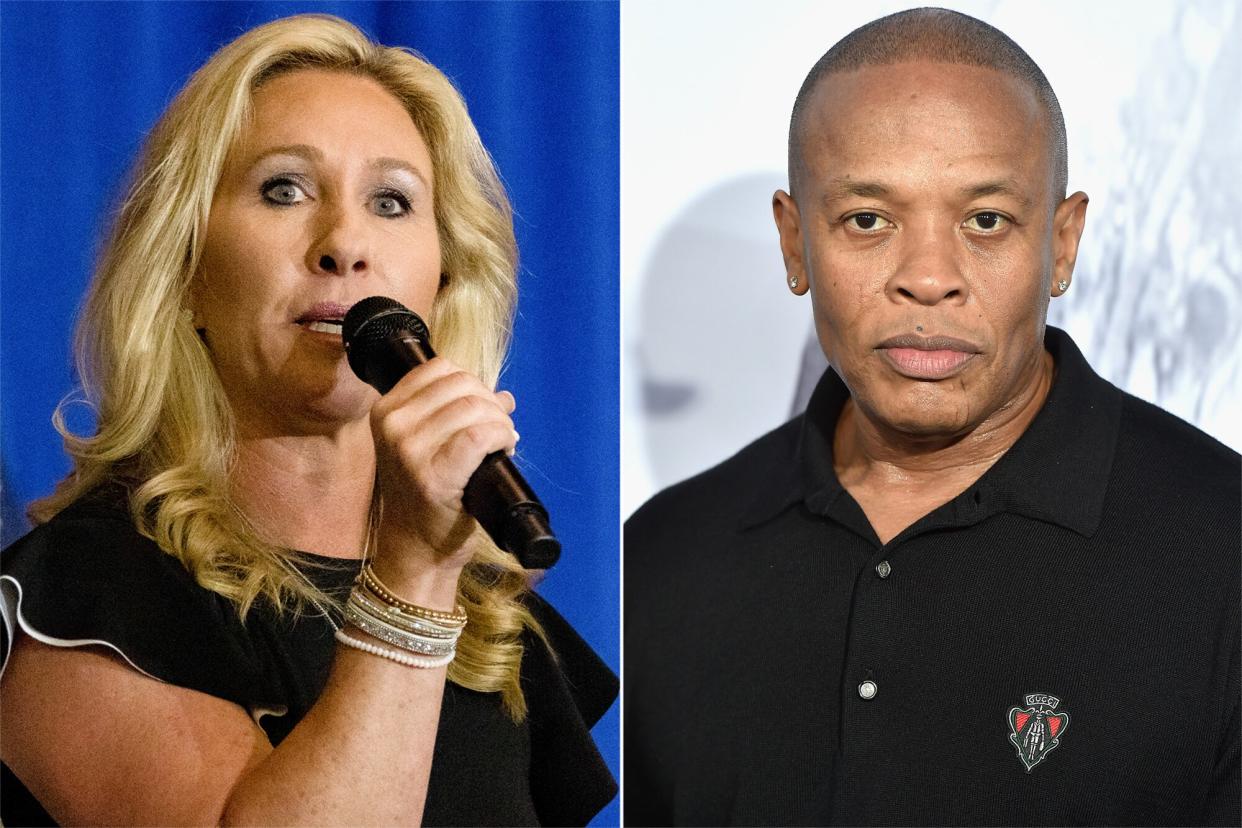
739, 326, 1122, 538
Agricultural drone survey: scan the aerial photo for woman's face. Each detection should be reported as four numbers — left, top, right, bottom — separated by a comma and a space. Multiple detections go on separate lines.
195, 68, 442, 433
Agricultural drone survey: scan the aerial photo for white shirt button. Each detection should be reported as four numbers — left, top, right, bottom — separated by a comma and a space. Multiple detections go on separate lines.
858, 680, 878, 700
876, 560, 892, 578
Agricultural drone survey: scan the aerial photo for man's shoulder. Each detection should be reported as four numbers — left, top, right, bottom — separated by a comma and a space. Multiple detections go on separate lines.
1114, 389, 1240, 496
1102, 390, 1240, 572
626, 415, 802, 553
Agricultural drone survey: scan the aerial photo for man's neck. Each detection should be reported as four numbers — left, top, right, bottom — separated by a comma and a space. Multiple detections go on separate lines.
231, 419, 376, 559
832, 349, 1055, 543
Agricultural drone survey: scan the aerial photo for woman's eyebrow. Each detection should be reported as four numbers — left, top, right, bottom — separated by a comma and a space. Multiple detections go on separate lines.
369, 157, 430, 190
248, 143, 323, 166
244, 145, 429, 190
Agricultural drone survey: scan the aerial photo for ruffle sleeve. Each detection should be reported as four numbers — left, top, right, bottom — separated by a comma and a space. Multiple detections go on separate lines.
522, 591, 619, 826
0, 494, 279, 717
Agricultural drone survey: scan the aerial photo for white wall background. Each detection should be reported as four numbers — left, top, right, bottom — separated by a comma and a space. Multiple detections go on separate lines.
622, 0, 1242, 518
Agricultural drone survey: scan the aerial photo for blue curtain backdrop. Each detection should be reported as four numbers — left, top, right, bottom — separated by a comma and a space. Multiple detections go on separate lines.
0, 2, 619, 822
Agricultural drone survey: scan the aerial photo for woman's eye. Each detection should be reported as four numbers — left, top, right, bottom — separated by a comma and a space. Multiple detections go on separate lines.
845, 213, 892, 231
965, 212, 1007, 232
261, 178, 306, 206
371, 191, 411, 218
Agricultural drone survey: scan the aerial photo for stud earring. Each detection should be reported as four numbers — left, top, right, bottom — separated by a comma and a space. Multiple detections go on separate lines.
789, 275, 799, 290
1057, 279, 1069, 292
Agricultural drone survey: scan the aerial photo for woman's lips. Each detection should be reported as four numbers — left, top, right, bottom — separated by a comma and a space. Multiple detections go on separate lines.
880, 347, 976, 380
294, 301, 350, 345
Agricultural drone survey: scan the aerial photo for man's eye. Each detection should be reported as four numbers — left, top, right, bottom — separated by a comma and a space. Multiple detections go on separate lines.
845, 213, 892, 231
371, 190, 411, 218
261, 178, 307, 206
965, 212, 1007, 231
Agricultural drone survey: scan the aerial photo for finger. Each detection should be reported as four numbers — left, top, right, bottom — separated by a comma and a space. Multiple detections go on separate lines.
428, 419, 521, 488
373, 366, 507, 427
377, 392, 517, 471
374, 357, 485, 409
494, 389, 516, 414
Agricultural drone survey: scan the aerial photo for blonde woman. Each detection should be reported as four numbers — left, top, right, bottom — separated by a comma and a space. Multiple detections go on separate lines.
0, 14, 615, 826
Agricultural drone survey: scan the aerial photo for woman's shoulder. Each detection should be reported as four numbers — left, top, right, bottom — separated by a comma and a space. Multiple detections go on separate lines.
517, 590, 618, 824
6, 484, 199, 589
1, 484, 267, 708
521, 590, 617, 728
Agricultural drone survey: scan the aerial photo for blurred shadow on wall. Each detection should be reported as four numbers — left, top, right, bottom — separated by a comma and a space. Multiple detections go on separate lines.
634, 173, 809, 492
1054, 0, 1241, 438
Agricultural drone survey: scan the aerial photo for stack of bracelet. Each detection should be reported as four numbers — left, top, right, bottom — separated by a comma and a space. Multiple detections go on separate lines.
333, 563, 468, 669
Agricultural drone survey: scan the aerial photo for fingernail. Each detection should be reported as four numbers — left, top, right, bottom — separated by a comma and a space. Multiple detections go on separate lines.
512, 430, 521, 442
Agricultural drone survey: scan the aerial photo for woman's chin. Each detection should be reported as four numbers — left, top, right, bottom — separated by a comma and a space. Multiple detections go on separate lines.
254, 366, 379, 434
300, 395, 375, 429
300, 381, 379, 428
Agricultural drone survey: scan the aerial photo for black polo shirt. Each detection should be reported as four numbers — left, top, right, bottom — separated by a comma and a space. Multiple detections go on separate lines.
625, 327, 1240, 826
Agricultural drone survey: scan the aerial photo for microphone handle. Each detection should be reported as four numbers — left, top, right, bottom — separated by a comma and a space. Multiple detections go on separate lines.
363, 334, 561, 570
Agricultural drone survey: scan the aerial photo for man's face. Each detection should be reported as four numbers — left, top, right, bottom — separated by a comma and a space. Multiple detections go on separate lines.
774, 61, 1087, 438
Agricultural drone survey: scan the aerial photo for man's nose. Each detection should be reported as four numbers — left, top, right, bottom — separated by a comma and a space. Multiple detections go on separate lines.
308, 203, 370, 276
885, 227, 969, 306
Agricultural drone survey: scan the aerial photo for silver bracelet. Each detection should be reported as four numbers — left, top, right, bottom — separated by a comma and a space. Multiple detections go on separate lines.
334, 628, 455, 669
343, 604, 458, 656
349, 589, 459, 638
344, 596, 461, 651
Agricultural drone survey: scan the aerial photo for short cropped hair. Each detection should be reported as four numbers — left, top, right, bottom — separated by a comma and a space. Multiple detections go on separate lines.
788, 7, 1068, 201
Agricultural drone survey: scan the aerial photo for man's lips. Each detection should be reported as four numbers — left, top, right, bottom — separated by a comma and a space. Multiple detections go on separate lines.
876, 334, 982, 380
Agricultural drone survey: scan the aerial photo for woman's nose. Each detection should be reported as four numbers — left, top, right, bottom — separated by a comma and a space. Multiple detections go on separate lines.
308, 204, 370, 276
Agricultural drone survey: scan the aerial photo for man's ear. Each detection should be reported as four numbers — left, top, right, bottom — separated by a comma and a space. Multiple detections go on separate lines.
773, 189, 809, 295
1051, 191, 1089, 296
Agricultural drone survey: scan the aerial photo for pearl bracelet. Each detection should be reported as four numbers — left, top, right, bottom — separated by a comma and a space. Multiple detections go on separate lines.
334, 629, 455, 669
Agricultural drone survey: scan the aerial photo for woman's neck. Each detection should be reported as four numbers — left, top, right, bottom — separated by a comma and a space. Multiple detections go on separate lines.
231, 418, 376, 559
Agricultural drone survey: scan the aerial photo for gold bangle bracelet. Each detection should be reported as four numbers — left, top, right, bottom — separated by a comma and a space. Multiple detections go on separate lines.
359, 565, 468, 625
349, 589, 460, 638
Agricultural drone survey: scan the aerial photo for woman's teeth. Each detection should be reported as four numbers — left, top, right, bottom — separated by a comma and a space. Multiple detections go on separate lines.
305, 320, 342, 335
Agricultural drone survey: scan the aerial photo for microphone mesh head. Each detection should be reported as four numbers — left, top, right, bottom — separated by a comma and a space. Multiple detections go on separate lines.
343, 296, 431, 383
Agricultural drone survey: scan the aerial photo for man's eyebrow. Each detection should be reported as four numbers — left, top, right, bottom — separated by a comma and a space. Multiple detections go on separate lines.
961, 180, 1034, 208
823, 179, 892, 203
821, 178, 1036, 209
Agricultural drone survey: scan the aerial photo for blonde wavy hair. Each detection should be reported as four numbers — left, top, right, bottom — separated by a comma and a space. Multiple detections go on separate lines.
30, 14, 543, 719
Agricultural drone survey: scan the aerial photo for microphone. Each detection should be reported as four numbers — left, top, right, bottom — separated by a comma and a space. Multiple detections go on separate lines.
342, 296, 561, 570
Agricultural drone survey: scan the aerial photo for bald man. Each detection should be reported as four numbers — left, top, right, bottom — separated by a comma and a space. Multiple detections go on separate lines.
624, 8, 1240, 826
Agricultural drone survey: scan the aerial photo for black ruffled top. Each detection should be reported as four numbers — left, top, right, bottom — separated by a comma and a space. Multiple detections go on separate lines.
0, 487, 617, 826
